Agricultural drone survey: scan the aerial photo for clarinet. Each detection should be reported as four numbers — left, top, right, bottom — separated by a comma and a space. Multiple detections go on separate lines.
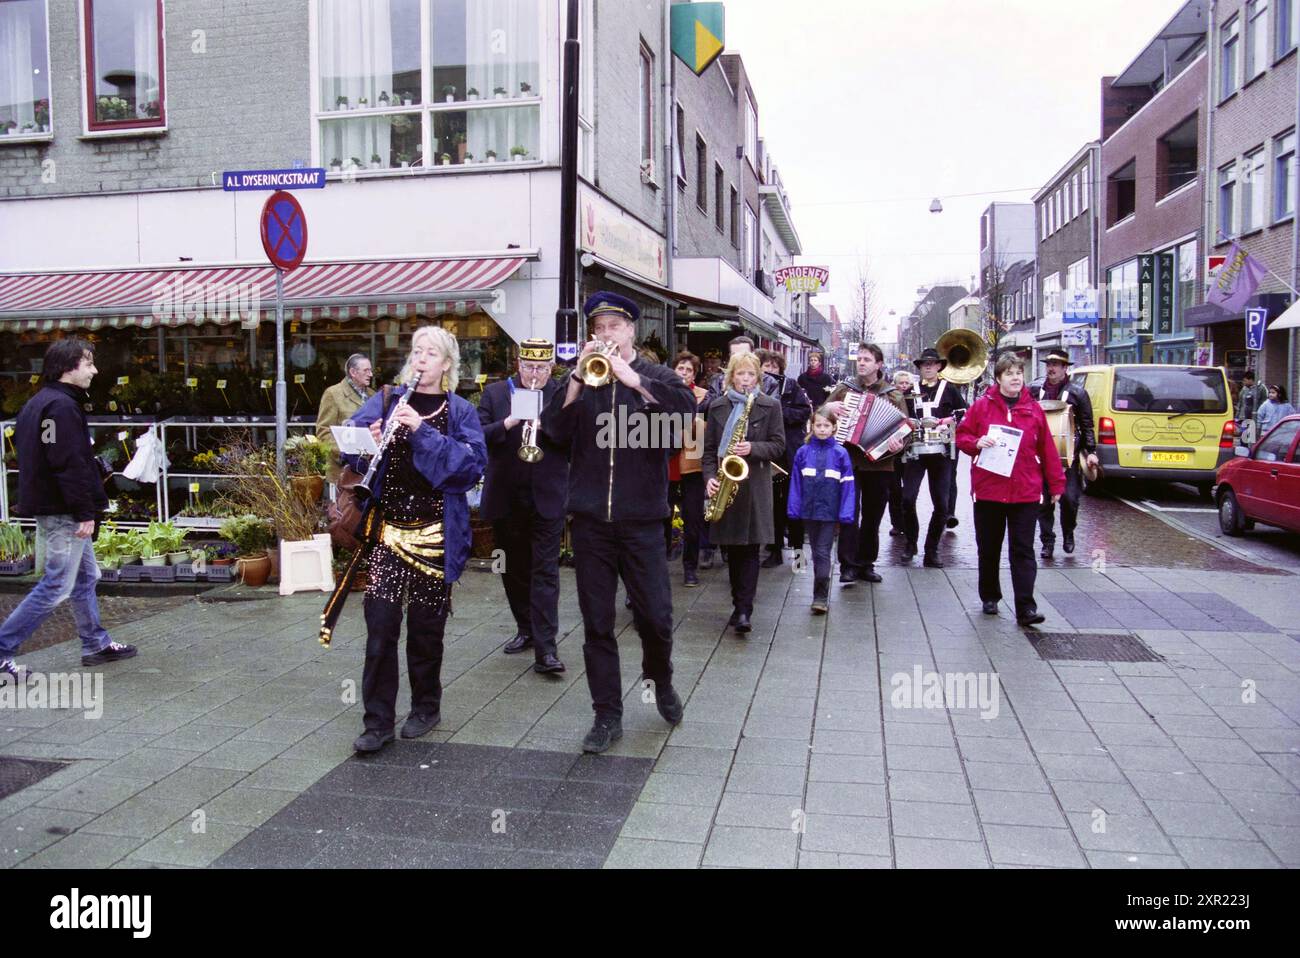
355, 372, 419, 499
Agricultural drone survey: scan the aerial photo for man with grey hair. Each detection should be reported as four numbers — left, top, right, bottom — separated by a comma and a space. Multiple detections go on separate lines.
317, 354, 375, 475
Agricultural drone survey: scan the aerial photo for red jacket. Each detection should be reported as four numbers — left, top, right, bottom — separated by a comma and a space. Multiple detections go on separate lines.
956, 386, 1066, 504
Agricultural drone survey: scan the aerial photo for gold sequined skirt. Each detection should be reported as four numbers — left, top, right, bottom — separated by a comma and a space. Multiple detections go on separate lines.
378, 518, 446, 579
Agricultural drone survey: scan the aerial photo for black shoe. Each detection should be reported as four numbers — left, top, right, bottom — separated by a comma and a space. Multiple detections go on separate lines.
1040, 542, 1054, 559
727, 610, 740, 627
81, 641, 137, 666
698, 551, 715, 570
400, 711, 440, 739
502, 633, 533, 655
862, 569, 883, 583
1062, 533, 1075, 554
761, 552, 784, 568
839, 568, 858, 585
923, 555, 945, 569
1017, 610, 1047, 627
902, 541, 917, 562
684, 570, 700, 587
734, 613, 752, 634
946, 516, 959, 529
655, 685, 684, 725
889, 527, 903, 537
354, 729, 395, 753
582, 718, 623, 753
534, 653, 566, 674
982, 601, 999, 615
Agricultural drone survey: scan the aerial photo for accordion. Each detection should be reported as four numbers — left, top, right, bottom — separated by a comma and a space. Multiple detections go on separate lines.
835, 390, 913, 462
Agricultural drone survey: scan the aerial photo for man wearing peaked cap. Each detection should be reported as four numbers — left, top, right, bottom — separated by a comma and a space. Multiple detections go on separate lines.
1028, 348, 1097, 558
583, 291, 641, 323
477, 337, 568, 674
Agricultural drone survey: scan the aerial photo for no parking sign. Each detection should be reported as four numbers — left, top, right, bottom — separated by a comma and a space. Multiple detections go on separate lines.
260, 191, 308, 272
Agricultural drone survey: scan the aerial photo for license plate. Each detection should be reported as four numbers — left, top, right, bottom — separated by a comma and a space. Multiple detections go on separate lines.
1146, 451, 1190, 464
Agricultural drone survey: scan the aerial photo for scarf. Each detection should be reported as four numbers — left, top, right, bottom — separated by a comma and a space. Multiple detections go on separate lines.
718, 388, 752, 459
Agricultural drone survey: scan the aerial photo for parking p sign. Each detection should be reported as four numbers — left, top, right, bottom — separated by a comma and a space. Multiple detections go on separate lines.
1245, 307, 1267, 351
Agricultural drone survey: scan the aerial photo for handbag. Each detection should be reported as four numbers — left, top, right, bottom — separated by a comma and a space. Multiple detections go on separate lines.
326, 386, 393, 550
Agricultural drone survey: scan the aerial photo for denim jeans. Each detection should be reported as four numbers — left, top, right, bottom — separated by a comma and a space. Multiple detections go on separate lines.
0, 515, 111, 659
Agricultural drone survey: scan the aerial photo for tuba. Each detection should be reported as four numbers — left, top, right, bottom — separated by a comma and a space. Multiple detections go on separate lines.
577, 338, 619, 388
703, 391, 754, 523
936, 328, 988, 386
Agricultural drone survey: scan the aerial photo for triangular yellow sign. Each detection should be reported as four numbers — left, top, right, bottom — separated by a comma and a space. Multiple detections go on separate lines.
694, 20, 724, 74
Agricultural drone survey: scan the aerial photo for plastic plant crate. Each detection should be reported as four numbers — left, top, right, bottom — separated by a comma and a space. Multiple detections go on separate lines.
173, 562, 198, 581
140, 565, 176, 583
203, 564, 234, 583
117, 564, 145, 582
98, 566, 121, 582
0, 557, 35, 576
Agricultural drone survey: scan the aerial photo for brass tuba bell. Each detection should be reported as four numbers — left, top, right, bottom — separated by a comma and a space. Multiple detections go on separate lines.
936, 327, 989, 386
577, 338, 619, 387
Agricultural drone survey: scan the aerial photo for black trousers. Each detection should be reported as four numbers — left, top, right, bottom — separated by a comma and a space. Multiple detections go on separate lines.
362, 594, 447, 733
724, 544, 760, 615
973, 500, 1040, 617
571, 516, 675, 722
805, 520, 837, 582
948, 457, 960, 517
902, 454, 954, 556
1039, 463, 1082, 544
888, 468, 905, 530
770, 473, 804, 553
838, 470, 893, 573
666, 473, 706, 572
493, 510, 563, 658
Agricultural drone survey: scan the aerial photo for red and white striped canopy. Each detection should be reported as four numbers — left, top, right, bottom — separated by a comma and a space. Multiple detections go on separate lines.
0, 255, 528, 331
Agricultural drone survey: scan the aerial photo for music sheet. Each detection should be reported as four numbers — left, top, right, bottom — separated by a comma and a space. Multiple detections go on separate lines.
974, 425, 1023, 478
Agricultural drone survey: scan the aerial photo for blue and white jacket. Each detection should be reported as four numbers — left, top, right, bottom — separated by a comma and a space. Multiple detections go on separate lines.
788, 435, 856, 524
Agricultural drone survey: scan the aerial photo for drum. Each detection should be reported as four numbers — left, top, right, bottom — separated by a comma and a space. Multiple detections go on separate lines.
1039, 399, 1075, 467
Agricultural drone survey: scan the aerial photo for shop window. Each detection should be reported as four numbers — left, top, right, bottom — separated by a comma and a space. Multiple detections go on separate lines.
84, 0, 165, 132
0, 0, 51, 137
1176, 239, 1197, 333
1157, 113, 1198, 197
1107, 159, 1137, 225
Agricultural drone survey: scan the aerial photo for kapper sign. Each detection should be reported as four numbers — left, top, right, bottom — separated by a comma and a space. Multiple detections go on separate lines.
774, 266, 830, 294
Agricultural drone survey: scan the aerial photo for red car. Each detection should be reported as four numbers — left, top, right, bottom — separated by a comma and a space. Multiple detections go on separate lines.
1216, 414, 1300, 535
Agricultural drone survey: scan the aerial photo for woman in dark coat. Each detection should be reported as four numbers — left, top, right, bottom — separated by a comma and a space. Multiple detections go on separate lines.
703, 352, 785, 635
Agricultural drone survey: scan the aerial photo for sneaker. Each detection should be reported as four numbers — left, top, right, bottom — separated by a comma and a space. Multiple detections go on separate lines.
684, 570, 700, 587
81, 641, 137, 667
810, 599, 829, 615
582, 717, 623, 753
0, 658, 27, 683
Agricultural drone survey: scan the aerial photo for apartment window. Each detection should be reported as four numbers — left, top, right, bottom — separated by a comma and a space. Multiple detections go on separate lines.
743, 205, 756, 276
730, 186, 739, 246
1073, 172, 1082, 216
639, 41, 654, 165
1067, 257, 1089, 293
1221, 15, 1240, 99
316, 0, 541, 172
980, 212, 989, 249
1175, 239, 1197, 332
695, 134, 708, 211
674, 104, 686, 187
744, 95, 757, 168
1, 0, 51, 136
1043, 273, 1062, 320
1081, 163, 1091, 212
1157, 113, 1199, 197
1054, 190, 1062, 230
84, 0, 165, 131
1040, 204, 1048, 242
1276, 130, 1297, 220
1279, 0, 1298, 58
1218, 162, 1238, 240
1245, 1, 1268, 79
1243, 146, 1267, 231
715, 163, 724, 230
1108, 159, 1137, 224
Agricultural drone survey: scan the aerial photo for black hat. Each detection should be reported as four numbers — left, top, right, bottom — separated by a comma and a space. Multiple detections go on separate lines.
1041, 349, 1073, 366
913, 347, 947, 371
582, 291, 640, 323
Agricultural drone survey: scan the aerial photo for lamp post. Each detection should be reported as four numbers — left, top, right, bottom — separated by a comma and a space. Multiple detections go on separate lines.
554, 0, 580, 361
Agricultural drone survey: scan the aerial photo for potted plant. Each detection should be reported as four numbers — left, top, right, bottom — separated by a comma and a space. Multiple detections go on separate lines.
219, 514, 275, 587
370, 152, 383, 170
378, 91, 390, 106
493, 86, 507, 99
349, 156, 363, 171
485, 149, 498, 163
335, 94, 349, 110
147, 520, 190, 565
467, 87, 480, 100
454, 132, 466, 162
510, 145, 528, 162
34, 98, 49, 132
463, 153, 475, 165
397, 152, 411, 168
401, 91, 414, 106
519, 80, 532, 96
0, 522, 34, 575
285, 434, 328, 504
207, 543, 238, 567
442, 84, 456, 103
329, 157, 342, 172
358, 95, 369, 108
440, 153, 452, 166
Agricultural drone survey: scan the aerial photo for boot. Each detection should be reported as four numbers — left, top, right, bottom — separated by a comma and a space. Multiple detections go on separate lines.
811, 578, 830, 615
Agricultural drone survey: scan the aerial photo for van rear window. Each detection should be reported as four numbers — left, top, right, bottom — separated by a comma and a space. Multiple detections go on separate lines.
1112, 368, 1228, 414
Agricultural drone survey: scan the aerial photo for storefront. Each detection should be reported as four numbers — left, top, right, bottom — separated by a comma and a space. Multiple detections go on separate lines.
1103, 239, 1199, 366
1185, 292, 1294, 389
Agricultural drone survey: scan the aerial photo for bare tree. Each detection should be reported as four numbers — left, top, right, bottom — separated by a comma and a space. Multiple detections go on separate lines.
851, 258, 881, 345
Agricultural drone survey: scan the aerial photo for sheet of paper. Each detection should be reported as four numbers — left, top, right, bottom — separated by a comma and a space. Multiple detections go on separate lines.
974, 424, 1023, 478
331, 425, 380, 456
510, 388, 542, 421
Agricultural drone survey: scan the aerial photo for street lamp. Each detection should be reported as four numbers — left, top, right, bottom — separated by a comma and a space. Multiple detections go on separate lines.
929, 198, 943, 213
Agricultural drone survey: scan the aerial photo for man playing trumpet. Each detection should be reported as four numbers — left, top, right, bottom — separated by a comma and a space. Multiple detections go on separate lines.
477, 339, 568, 674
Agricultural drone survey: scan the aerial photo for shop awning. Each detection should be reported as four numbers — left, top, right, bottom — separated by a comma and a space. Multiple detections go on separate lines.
0, 252, 534, 330
1183, 303, 1233, 327
1268, 299, 1300, 331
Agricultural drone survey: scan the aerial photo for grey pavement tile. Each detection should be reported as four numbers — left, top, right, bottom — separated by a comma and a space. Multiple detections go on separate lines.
186, 738, 293, 773
1085, 850, 1187, 868
1220, 789, 1300, 827
513, 811, 626, 857
883, 721, 957, 748
1127, 771, 1224, 805
814, 708, 880, 732
804, 781, 887, 818
886, 769, 971, 805
964, 760, 1051, 793
653, 746, 733, 778
0, 807, 97, 865
1087, 723, 1173, 749
886, 744, 963, 774
449, 720, 532, 748
1195, 761, 1294, 793
240, 758, 333, 792
1135, 694, 1217, 717
736, 736, 812, 766
1068, 812, 1175, 854
894, 836, 990, 868
638, 771, 727, 807
741, 714, 812, 741
604, 837, 703, 869
1169, 836, 1283, 868
1253, 825, 1300, 866
807, 753, 885, 785
34, 772, 147, 815
891, 800, 982, 842
798, 850, 893, 868
982, 823, 1087, 867
1015, 709, 1093, 732
1263, 753, 1300, 788
973, 789, 1068, 828
1051, 779, 1150, 816
14, 831, 145, 870
1065, 683, 1141, 705
150, 722, 244, 753
619, 801, 714, 844
306, 834, 447, 869
78, 798, 193, 840
715, 791, 803, 830
213, 826, 329, 869
1154, 713, 1240, 739
98, 748, 197, 783
133, 766, 247, 807
1145, 800, 1257, 841
1107, 745, 1197, 774
811, 727, 883, 756
1024, 728, 1106, 754
1075, 701, 1156, 725
200, 786, 300, 828
1235, 727, 1300, 752
703, 825, 798, 868
547, 779, 641, 818
1038, 753, 1129, 784
955, 735, 1037, 765
724, 762, 807, 796
234, 717, 330, 746
800, 813, 890, 857
668, 722, 744, 750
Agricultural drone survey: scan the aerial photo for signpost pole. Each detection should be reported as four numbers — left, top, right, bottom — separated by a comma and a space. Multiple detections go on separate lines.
555, 0, 580, 362
275, 267, 287, 475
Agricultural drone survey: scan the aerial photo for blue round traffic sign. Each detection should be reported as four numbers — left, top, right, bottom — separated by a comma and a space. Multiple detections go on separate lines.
260, 190, 308, 271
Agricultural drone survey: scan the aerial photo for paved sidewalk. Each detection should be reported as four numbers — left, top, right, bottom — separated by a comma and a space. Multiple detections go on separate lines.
1, 527, 1297, 868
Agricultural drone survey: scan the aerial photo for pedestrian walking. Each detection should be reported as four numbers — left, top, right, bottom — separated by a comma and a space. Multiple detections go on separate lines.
0, 338, 137, 679
1236, 371, 1267, 445
888, 369, 914, 536
797, 351, 836, 409
665, 351, 709, 587
1256, 385, 1296, 437
956, 353, 1065, 627
316, 353, 375, 478
788, 407, 855, 614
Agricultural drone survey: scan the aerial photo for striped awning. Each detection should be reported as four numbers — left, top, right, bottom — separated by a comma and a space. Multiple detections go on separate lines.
0, 254, 531, 331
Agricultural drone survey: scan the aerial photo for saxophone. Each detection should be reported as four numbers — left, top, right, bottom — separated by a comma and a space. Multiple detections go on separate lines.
703, 391, 754, 523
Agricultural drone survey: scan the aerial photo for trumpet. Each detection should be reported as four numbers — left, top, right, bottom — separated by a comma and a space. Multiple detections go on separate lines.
576, 338, 619, 388
517, 370, 544, 463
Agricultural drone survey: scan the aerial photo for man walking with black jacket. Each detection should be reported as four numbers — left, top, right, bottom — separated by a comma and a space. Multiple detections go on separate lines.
0, 339, 136, 680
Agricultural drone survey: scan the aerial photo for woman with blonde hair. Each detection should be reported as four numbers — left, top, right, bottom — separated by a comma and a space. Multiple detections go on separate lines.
346, 325, 487, 752
702, 351, 785, 635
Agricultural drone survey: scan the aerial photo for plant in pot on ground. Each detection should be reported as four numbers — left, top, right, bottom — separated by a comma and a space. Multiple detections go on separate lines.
219, 514, 275, 587
0, 522, 34, 573
145, 520, 190, 564
92, 522, 134, 570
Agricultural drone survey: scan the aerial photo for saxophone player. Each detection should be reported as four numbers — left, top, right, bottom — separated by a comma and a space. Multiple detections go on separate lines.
703, 352, 785, 635
541, 292, 697, 753
477, 339, 568, 674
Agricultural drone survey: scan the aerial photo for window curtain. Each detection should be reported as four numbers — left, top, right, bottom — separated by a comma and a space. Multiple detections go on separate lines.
465, 0, 538, 159
320, 0, 394, 166
131, 1, 159, 117
0, 3, 35, 128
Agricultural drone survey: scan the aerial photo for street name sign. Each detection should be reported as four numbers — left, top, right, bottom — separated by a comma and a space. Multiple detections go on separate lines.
223, 168, 326, 191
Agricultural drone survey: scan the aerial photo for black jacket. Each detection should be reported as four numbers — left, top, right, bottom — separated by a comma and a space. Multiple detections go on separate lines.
1029, 379, 1097, 454
477, 374, 569, 521
771, 373, 813, 469
905, 378, 969, 421
14, 382, 109, 522
541, 356, 697, 522
797, 369, 836, 408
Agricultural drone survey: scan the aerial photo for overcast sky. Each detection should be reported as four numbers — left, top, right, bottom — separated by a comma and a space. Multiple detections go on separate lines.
722, 0, 1185, 343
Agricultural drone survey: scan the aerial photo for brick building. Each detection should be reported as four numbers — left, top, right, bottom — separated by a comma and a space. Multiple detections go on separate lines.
1033, 142, 1102, 367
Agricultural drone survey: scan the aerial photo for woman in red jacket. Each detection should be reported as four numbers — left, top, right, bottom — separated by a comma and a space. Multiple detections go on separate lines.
956, 354, 1066, 626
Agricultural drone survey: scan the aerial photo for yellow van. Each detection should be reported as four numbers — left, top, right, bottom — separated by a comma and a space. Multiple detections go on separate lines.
1070, 364, 1236, 498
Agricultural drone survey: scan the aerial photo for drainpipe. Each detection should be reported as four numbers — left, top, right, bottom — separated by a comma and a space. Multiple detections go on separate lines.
1292, 37, 1300, 397
662, 0, 677, 356
1203, 0, 1218, 367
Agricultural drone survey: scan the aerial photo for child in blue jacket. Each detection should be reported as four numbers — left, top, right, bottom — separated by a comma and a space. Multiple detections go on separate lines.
788, 407, 856, 614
